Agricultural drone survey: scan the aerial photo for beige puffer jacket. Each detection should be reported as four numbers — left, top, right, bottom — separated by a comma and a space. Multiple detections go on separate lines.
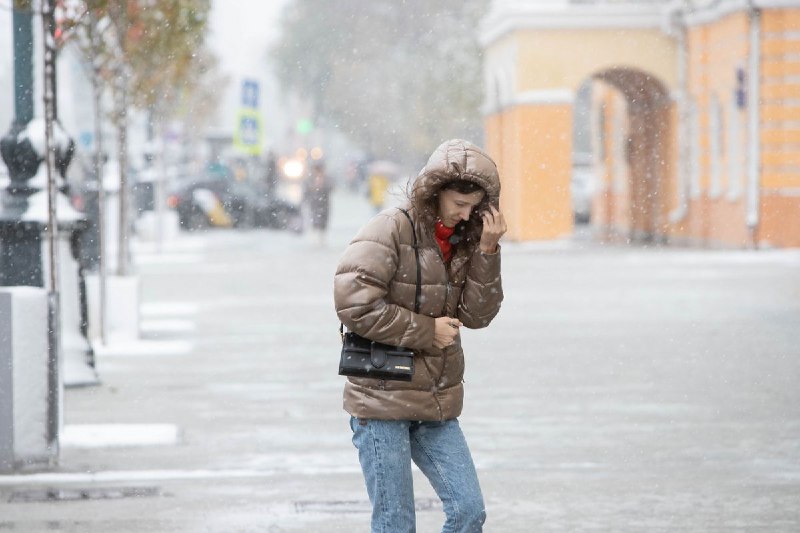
334, 139, 503, 421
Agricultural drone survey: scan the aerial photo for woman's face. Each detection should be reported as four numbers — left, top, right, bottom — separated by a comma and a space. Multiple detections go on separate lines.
437, 188, 485, 228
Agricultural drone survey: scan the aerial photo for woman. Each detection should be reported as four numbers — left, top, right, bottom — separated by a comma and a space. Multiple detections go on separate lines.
303, 161, 333, 246
334, 139, 506, 532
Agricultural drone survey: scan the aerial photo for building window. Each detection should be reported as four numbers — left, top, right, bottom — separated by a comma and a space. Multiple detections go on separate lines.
727, 100, 743, 200
689, 99, 701, 199
709, 95, 723, 199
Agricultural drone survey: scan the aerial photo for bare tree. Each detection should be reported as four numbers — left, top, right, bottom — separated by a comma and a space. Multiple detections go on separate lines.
271, 0, 489, 167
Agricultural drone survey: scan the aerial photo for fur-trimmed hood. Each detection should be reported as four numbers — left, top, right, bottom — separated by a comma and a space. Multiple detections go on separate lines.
412, 139, 500, 207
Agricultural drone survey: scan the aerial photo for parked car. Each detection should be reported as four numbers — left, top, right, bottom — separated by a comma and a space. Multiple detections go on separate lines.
168, 164, 303, 232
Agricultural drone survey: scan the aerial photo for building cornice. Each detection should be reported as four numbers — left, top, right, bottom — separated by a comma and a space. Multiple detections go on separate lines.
483, 89, 576, 115
684, 0, 800, 26
480, 1, 800, 48
683, 0, 749, 26
479, 2, 667, 48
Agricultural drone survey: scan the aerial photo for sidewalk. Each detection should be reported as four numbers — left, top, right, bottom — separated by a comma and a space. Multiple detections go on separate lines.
1, 189, 799, 531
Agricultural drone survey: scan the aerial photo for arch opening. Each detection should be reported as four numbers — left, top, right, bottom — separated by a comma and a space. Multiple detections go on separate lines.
576, 67, 673, 243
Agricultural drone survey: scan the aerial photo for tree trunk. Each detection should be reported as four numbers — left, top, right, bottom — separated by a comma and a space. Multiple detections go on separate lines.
90, 18, 108, 345
116, 74, 130, 276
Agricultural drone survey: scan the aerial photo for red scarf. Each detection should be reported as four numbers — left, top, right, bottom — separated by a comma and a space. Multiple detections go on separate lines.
434, 221, 455, 262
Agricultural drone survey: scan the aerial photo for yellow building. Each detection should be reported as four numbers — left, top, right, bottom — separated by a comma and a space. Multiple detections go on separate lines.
481, 0, 800, 248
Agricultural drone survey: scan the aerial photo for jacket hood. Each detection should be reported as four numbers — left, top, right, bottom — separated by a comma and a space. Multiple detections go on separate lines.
413, 139, 500, 206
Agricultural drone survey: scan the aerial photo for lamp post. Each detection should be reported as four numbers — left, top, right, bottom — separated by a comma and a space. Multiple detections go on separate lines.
0, 0, 97, 472
0, 3, 42, 286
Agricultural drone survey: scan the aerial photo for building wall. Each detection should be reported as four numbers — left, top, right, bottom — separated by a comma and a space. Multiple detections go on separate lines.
680, 7, 800, 248
485, 101, 573, 241
679, 10, 751, 247
514, 29, 677, 93
759, 8, 800, 248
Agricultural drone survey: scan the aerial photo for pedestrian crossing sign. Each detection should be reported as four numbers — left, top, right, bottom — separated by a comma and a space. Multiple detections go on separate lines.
233, 109, 262, 156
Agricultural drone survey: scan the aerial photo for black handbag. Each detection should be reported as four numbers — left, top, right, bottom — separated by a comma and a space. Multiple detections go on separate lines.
338, 209, 421, 382
338, 329, 415, 381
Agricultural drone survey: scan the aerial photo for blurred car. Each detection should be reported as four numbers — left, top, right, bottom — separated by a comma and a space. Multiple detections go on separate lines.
168, 163, 303, 232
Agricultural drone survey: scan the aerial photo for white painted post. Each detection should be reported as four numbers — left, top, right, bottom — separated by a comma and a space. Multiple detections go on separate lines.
85, 274, 140, 344
0, 287, 54, 472
53, 237, 98, 386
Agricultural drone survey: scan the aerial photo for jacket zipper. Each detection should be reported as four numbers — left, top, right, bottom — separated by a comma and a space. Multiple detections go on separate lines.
429, 229, 452, 317
427, 227, 452, 391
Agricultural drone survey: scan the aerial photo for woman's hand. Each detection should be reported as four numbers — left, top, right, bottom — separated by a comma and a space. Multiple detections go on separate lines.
433, 316, 462, 349
479, 206, 507, 254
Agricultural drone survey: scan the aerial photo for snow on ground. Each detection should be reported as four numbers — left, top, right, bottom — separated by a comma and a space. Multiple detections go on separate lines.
60, 424, 180, 449
1, 189, 797, 532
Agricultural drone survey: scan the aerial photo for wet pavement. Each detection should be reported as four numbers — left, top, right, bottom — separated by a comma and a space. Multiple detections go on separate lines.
1, 189, 799, 531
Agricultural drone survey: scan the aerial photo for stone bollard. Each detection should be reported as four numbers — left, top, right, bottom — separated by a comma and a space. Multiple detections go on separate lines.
0, 287, 56, 472
85, 274, 140, 344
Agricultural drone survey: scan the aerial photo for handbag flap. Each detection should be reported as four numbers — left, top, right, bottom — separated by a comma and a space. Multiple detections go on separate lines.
370, 342, 388, 368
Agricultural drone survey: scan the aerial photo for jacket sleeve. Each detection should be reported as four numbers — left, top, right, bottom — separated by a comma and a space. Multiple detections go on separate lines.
334, 213, 435, 350
456, 247, 503, 329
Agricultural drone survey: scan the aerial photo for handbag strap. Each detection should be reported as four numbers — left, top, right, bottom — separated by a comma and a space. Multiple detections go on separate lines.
339, 208, 422, 340
398, 208, 421, 314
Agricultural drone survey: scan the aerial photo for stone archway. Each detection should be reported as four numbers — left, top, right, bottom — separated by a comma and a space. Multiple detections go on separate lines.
481, 8, 678, 241
594, 68, 672, 243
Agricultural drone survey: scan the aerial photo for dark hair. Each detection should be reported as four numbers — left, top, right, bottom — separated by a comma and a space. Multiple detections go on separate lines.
441, 180, 485, 195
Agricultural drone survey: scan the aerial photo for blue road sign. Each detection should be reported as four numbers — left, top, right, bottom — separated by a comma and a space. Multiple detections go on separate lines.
242, 80, 259, 109
233, 109, 262, 156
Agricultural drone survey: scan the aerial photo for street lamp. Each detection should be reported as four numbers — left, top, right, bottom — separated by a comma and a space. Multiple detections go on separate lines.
0, 0, 97, 473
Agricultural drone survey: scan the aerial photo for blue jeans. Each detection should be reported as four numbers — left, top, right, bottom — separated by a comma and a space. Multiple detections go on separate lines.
349, 417, 486, 533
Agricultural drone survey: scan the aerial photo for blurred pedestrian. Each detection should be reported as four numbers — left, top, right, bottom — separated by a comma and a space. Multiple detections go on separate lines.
334, 139, 507, 532
262, 150, 279, 199
367, 171, 389, 213
303, 161, 333, 246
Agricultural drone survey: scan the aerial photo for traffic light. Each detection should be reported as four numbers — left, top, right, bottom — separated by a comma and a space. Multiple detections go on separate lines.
296, 118, 314, 135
